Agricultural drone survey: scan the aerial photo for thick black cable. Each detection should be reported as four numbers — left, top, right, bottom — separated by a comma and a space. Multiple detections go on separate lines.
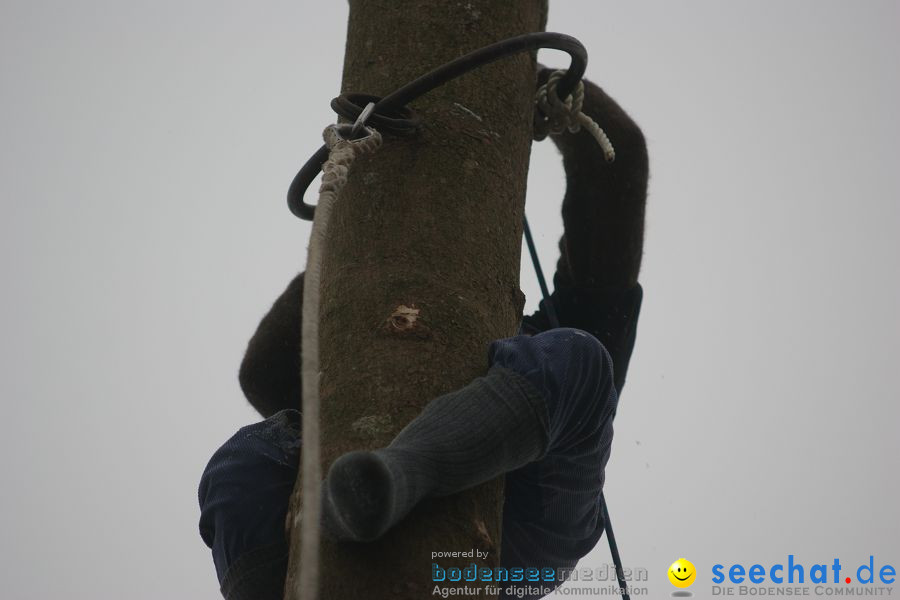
288, 32, 587, 220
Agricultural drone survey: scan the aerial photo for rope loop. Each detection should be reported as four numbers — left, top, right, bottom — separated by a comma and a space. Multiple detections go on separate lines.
534, 69, 616, 162
318, 124, 383, 197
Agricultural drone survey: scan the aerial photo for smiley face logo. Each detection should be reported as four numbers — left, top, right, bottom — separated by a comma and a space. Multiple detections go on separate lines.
668, 558, 696, 588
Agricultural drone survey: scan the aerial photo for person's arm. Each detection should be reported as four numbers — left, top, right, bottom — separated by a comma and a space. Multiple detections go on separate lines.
238, 272, 305, 418
540, 65, 649, 291
521, 67, 648, 394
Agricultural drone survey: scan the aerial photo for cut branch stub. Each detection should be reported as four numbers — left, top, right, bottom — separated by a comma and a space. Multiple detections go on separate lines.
384, 304, 432, 339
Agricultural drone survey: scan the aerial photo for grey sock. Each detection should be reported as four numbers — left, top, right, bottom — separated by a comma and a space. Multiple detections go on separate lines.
321, 365, 549, 542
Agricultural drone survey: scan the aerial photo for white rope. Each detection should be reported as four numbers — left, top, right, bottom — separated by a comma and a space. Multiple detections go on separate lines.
534, 69, 616, 162
295, 122, 382, 600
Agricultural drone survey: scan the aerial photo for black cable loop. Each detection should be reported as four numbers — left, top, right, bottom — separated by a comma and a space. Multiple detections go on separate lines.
287, 32, 586, 220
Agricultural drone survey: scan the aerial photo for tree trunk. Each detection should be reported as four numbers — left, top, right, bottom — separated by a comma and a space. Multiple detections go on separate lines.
285, 2, 548, 598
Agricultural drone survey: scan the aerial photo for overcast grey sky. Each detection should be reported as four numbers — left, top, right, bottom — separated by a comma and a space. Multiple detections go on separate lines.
1, 1, 898, 599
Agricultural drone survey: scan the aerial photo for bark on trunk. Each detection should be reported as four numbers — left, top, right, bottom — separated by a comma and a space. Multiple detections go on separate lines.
285, 2, 548, 598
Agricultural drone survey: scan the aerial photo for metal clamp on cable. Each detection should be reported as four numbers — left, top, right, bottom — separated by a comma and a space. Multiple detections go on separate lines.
332, 94, 420, 137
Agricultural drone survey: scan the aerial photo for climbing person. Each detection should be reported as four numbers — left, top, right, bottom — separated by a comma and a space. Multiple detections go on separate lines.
198, 67, 648, 600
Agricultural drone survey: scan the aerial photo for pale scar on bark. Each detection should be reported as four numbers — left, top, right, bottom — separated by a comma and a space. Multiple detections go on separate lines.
389, 305, 419, 330
384, 304, 432, 339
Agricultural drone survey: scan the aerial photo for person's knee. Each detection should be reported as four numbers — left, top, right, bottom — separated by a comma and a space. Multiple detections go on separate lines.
488, 328, 615, 411
533, 328, 616, 410
198, 411, 300, 582
539, 328, 613, 378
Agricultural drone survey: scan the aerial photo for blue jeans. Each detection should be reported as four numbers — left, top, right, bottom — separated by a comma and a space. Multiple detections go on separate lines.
491, 328, 618, 598
199, 286, 641, 599
198, 330, 616, 596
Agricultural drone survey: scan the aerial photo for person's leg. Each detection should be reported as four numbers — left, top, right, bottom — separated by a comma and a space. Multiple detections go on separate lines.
488, 329, 618, 599
198, 410, 301, 600
321, 363, 550, 542
199, 326, 615, 598
321, 327, 616, 551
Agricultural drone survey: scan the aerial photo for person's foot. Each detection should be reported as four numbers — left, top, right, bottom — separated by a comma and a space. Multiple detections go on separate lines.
320, 366, 549, 543
321, 450, 396, 542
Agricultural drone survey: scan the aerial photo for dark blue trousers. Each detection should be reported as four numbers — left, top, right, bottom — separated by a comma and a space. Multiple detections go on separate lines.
198, 285, 642, 600
492, 328, 617, 598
